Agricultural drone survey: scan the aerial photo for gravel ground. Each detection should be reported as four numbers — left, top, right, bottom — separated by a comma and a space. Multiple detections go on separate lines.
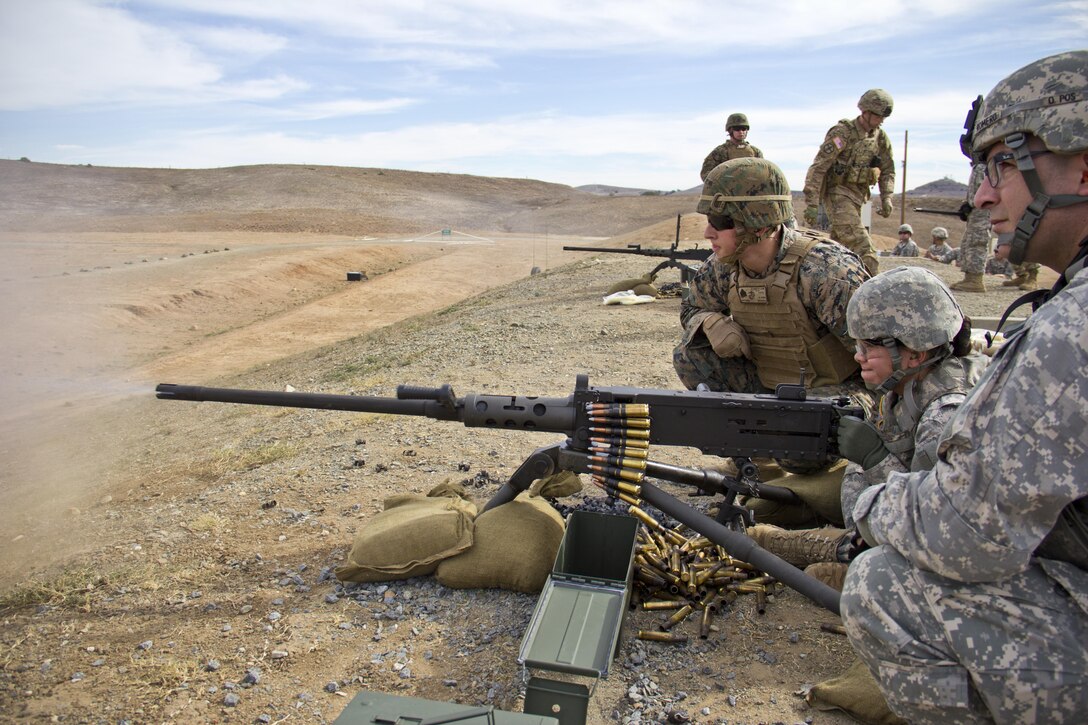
0, 247, 1032, 724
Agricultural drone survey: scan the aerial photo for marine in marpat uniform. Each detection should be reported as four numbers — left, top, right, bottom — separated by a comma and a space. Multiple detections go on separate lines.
676, 157, 875, 523
841, 50, 1088, 724
803, 89, 896, 277
699, 113, 763, 181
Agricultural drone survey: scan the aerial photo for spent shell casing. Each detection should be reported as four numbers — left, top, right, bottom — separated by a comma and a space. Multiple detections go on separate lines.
820, 622, 848, 636
755, 587, 767, 614
699, 605, 712, 639
637, 630, 688, 644
661, 603, 695, 630
634, 569, 667, 589
642, 599, 686, 611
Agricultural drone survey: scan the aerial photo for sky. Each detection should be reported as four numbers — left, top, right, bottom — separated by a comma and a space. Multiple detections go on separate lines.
0, 1, 1085, 193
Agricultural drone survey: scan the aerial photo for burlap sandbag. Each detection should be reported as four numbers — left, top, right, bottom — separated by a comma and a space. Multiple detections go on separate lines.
436, 491, 565, 593
744, 459, 848, 528
529, 470, 583, 498
335, 484, 478, 583
806, 658, 908, 725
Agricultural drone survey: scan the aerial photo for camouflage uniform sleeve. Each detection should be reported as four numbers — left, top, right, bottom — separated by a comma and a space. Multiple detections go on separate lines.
853, 279, 1088, 581
876, 129, 896, 198
803, 122, 849, 208
752, 145, 764, 159
700, 144, 727, 181
796, 242, 868, 346
680, 255, 731, 328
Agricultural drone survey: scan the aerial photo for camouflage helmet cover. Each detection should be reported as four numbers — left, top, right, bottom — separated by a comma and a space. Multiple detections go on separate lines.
931, 226, 949, 239
898, 223, 913, 234
858, 88, 893, 117
726, 112, 750, 130
847, 267, 964, 351
696, 157, 793, 229
964, 50, 1088, 160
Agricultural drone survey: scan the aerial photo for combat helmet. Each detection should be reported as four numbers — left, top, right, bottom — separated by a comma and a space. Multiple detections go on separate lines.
931, 227, 949, 240
847, 267, 964, 392
858, 89, 893, 117
959, 50, 1088, 264
726, 113, 750, 130
898, 224, 913, 234
697, 157, 793, 230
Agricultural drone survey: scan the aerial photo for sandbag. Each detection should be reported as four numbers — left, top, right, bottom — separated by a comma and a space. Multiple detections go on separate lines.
335, 484, 478, 583
436, 491, 565, 593
529, 470, 583, 498
806, 658, 907, 725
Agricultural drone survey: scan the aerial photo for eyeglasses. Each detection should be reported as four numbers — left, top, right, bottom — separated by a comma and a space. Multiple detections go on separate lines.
707, 214, 735, 231
982, 149, 1051, 188
855, 339, 889, 358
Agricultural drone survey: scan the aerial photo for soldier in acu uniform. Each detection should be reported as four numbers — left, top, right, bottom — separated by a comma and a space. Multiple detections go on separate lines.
841, 51, 1088, 724
699, 113, 763, 181
803, 89, 896, 277
949, 163, 993, 291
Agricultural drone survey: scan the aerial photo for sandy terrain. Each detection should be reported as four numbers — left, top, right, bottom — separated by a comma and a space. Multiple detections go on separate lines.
0, 161, 1055, 724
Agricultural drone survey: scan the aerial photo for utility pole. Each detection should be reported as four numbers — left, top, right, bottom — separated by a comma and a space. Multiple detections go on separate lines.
900, 130, 908, 226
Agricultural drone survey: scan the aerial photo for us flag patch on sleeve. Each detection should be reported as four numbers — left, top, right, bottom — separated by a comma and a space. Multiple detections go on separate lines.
832, 136, 845, 150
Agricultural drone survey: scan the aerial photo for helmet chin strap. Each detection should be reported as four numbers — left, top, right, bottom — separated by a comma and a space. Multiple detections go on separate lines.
875, 341, 946, 394
1003, 133, 1088, 265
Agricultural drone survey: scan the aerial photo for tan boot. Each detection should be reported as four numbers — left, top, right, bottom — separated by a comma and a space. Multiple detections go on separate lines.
1018, 268, 1039, 290
1003, 273, 1028, 287
950, 273, 986, 293
804, 562, 848, 591
747, 524, 846, 567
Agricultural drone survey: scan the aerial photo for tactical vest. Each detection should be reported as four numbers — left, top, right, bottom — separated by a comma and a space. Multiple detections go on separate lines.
727, 235, 859, 389
827, 119, 885, 189
722, 140, 759, 160
876, 355, 987, 471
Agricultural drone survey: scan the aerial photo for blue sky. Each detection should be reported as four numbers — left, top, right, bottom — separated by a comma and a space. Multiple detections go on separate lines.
1, 1, 1084, 192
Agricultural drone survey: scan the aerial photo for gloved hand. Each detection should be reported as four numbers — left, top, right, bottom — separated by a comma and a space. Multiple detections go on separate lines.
877, 196, 894, 218
803, 205, 819, 226
836, 416, 890, 469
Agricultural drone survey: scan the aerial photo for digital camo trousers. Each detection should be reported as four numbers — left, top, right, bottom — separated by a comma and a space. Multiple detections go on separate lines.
842, 545, 1088, 724
958, 208, 991, 275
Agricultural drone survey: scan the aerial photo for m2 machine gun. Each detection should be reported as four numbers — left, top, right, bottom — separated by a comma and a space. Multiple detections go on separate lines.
156, 375, 858, 614
563, 214, 710, 283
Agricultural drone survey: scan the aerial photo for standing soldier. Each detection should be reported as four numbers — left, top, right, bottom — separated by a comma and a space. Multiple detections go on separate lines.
803, 89, 896, 277
949, 163, 993, 291
841, 51, 1088, 724
700, 113, 764, 181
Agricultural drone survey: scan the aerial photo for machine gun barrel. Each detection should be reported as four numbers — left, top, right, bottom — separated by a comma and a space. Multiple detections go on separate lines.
561, 244, 709, 261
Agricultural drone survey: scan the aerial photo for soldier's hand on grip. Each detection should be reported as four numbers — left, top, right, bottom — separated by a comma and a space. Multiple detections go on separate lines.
836, 415, 890, 470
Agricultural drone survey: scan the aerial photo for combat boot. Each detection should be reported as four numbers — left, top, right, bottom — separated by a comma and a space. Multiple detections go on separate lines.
1018, 268, 1039, 290
950, 273, 986, 293
1002, 273, 1028, 287
747, 524, 846, 567
803, 562, 848, 592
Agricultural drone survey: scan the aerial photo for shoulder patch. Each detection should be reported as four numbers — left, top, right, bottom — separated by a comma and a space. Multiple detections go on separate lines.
821, 141, 836, 155
832, 136, 845, 150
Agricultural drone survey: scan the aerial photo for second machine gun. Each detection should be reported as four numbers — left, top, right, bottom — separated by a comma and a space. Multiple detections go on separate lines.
156, 374, 859, 613
563, 214, 710, 283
